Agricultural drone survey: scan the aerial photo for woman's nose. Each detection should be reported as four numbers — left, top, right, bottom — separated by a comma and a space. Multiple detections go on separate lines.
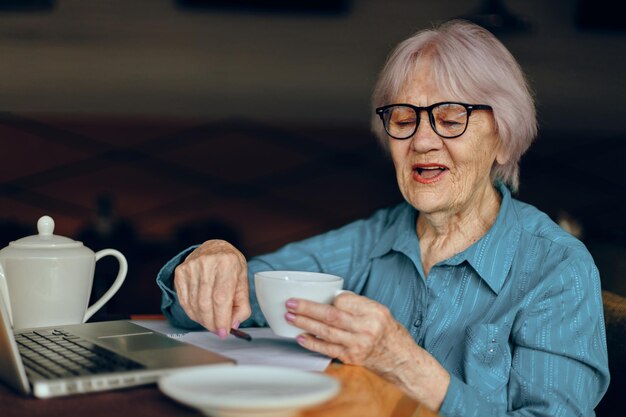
410, 112, 444, 152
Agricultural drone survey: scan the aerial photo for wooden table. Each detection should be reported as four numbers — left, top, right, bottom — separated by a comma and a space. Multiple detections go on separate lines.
0, 361, 439, 417
304, 363, 439, 417
2, 315, 440, 417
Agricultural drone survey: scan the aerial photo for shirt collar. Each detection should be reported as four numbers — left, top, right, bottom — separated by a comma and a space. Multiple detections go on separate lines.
369, 202, 421, 265
368, 182, 521, 294
446, 183, 521, 294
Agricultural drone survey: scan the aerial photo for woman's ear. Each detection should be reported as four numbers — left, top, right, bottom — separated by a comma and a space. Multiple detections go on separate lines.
495, 140, 510, 166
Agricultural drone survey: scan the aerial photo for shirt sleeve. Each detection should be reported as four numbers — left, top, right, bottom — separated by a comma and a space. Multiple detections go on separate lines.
156, 207, 394, 328
439, 257, 610, 417
244, 209, 393, 326
156, 244, 204, 329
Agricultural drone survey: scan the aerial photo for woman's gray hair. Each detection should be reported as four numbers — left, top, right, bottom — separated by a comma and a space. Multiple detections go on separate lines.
371, 20, 537, 192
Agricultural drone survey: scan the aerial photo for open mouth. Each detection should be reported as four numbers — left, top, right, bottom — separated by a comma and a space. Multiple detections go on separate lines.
412, 164, 448, 182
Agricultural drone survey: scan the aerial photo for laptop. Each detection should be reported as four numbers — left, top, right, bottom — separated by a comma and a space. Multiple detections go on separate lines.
0, 296, 234, 398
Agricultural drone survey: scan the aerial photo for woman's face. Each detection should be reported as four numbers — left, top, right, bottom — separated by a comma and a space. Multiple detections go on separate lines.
388, 60, 507, 218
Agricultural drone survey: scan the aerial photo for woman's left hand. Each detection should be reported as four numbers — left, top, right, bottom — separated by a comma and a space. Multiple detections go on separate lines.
285, 292, 450, 411
285, 292, 409, 374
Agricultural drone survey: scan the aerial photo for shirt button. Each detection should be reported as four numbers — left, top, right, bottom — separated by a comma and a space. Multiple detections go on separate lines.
413, 318, 422, 327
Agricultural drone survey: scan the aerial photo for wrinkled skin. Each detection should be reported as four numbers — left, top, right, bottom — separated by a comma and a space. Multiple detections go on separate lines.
172, 55, 506, 412
285, 292, 450, 411
174, 239, 250, 339
283, 56, 503, 411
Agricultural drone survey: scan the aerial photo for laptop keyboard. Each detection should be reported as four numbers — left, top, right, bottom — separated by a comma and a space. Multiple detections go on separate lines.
15, 329, 145, 380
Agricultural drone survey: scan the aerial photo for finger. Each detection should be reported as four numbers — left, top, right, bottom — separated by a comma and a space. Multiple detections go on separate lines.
332, 291, 371, 313
185, 265, 202, 306
331, 294, 393, 336
287, 298, 358, 332
231, 290, 252, 328
291, 312, 389, 368
173, 265, 190, 310
211, 271, 236, 338
286, 310, 354, 346
188, 275, 215, 331
186, 263, 209, 324
295, 333, 345, 360
234, 268, 251, 324
231, 305, 250, 329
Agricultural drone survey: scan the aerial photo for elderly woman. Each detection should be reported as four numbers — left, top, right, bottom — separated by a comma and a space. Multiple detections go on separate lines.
157, 20, 609, 416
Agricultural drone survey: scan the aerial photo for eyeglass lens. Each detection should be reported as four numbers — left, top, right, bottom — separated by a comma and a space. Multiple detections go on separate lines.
383, 103, 469, 139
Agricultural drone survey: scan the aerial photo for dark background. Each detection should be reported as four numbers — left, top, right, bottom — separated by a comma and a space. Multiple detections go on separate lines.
0, 0, 624, 317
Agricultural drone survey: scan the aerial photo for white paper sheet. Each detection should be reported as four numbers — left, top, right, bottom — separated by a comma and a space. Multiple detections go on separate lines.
132, 320, 332, 372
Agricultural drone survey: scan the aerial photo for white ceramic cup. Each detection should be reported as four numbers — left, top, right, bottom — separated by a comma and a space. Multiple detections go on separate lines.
254, 270, 344, 338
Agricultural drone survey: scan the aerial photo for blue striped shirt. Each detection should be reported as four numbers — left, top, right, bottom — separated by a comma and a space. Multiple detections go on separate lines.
157, 184, 609, 416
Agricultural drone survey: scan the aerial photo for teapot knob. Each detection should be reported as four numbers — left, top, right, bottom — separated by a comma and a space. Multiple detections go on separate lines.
37, 216, 55, 236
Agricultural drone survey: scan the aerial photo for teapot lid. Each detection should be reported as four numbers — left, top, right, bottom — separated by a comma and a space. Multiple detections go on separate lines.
10, 216, 82, 249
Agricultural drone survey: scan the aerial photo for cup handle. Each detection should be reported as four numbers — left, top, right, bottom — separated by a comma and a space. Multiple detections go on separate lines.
83, 249, 128, 322
0, 265, 13, 326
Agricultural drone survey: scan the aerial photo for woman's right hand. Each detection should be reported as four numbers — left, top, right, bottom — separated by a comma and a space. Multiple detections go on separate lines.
173, 239, 251, 338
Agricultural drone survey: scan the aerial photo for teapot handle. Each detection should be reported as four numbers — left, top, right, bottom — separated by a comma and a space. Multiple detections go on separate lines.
0, 264, 13, 326
83, 249, 128, 322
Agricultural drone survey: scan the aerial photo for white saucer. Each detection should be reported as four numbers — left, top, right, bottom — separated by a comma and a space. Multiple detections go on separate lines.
158, 364, 341, 417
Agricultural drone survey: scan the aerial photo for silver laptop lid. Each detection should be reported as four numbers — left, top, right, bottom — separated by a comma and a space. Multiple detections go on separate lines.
0, 294, 31, 395
0, 292, 235, 398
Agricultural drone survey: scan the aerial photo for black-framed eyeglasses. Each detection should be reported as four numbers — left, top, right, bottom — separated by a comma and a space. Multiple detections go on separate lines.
375, 102, 493, 139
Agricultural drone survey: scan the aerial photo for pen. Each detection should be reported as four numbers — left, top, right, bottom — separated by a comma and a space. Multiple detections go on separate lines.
230, 328, 252, 341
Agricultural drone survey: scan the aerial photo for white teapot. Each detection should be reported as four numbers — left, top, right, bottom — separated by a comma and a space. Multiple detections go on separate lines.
0, 215, 127, 329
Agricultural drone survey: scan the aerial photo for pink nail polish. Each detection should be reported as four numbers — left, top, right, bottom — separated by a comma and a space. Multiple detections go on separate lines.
217, 328, 228, 339
286, 299, 298, 309
232, 320, 240, 330
285, 312, 296, 322
296, 335, 306, 345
